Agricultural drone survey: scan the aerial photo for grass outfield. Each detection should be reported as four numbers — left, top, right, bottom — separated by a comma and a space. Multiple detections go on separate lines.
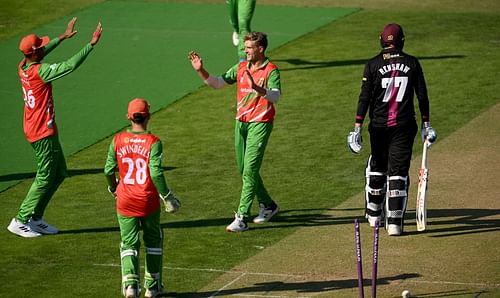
1, 0, 499, 297
0, 1, 356, 191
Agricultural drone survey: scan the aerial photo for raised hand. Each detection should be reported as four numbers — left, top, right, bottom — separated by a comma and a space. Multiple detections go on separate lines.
60, 17, 78, 40
90, 22, 103, 46
188, 51, 203, 71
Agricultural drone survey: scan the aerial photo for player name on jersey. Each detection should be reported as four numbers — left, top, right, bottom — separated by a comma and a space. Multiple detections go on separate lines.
116, 142, 150, 159
378, 63, 410, 75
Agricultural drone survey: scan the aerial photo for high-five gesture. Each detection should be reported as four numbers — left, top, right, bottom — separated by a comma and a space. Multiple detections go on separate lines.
90, 22, 103, 46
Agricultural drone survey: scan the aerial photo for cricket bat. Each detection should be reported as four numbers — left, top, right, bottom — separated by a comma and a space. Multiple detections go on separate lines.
416, 139, 430, 231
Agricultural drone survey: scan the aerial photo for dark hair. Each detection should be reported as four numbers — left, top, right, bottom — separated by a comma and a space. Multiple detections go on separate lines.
131, 113, 147, 124
244, 32, 268, 50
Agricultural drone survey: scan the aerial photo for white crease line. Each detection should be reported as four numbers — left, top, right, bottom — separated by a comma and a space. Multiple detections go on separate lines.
93, 263, 500, 288
409, 279, 500, 287
93, 263, 303, 278
209, 272, 247, 298
233, 294, 309, 298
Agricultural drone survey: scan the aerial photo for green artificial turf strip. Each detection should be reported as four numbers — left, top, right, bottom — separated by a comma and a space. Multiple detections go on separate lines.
0, 1, 357, 192
1, 2, 500, 297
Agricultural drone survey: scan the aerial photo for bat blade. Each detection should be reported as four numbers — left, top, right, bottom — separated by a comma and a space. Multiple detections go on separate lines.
416, 167, 428, 231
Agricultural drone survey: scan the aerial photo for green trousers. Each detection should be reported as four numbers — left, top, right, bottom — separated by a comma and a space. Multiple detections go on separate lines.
118, 209, 163, 292
16, 135, 67, 223
226, 0, 256, 58
235, 121, 273, 218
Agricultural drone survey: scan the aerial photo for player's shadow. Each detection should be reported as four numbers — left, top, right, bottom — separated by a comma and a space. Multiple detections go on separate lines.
58, 207, 499, 236
165, 273, 420, 297
405, 208, 500, 237
0, 166, 177, 182
275, 55, 465, 71
160, 208, 360, 230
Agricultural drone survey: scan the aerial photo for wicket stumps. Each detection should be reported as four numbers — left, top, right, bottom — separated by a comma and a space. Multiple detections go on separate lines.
354, 219, 380, 298
354, 219, 364, 298
372, 220, 379, 298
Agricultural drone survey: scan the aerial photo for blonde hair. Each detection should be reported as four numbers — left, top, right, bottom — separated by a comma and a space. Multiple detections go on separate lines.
244, 32, 268, 50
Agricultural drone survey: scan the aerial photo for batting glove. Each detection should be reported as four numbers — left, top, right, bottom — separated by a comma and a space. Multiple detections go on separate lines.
421, 122, 438, 145
160, 191, 181, 213
347, 126, 363, 154
107, 186, 117, 199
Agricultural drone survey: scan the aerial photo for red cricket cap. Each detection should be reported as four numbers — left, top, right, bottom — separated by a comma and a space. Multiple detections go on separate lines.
127, 98, 150, 119
380, 23, 405, 43
19, 34, 50, 55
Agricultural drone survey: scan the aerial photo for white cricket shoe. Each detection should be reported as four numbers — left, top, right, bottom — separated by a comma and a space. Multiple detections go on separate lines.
367, 215, 381, 227
28, 218, 58, 235
253, 202, 279, 224
7, 218, 42, 238
124, 285, 138, 298
145, 287, 161, 298
225, 213, 248, 232
232, 32, 239, 46
387, 224, 402, 236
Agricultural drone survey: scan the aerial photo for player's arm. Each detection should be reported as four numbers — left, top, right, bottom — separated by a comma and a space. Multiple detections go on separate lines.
347, 64, 372, 154
39, 22, 102, 83
264, 68, 281, 103
38, 44, 94, 83
414, 60, 430, 123
355, 64, 374, 126
414, 60, 437, 144
149, 141, 170, 196
43, 38, 62, 56
150, 141, 181, 212
104, 139, 118, 193
42, 17, 78, 56
243, 68, 281, 103
189, 51, 231, 89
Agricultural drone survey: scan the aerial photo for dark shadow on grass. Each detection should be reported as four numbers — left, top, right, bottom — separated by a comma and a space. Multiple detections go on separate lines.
57, 207, 499, 237
414, 289, 489, 297
407, 208, 500, 238
58, 226, 120, 234
0, 166, 177, 182
161, 208, 363, 230
164, 273, 420, 297
275, 55, 465, 71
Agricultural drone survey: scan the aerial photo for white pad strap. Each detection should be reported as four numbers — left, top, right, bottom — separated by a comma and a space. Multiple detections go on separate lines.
367, 201, 383, 211
365, 185, 384, 195
121, 249, 138, 259
365, 170, 385, 178
146, 247, 163, 256
122, 274, 140, 282
388, 189, 407, 197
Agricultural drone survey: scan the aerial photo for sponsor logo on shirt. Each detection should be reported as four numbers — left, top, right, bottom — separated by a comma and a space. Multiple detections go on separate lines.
124, 137, 146, 144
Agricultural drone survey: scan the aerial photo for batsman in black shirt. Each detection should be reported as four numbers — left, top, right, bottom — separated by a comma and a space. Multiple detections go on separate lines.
347, 23, 437, 236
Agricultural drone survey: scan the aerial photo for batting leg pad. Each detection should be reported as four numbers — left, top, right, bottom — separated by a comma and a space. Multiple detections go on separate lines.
144, 247, 163, 290
385, 176, 408, 227
365, 162, 387, 217
120, 247, 140, 291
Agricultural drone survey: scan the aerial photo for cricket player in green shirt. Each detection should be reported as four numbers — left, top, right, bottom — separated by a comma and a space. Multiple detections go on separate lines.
7, 18, 102, 237
189, 32, 280, 232
227, 0, 256, 59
